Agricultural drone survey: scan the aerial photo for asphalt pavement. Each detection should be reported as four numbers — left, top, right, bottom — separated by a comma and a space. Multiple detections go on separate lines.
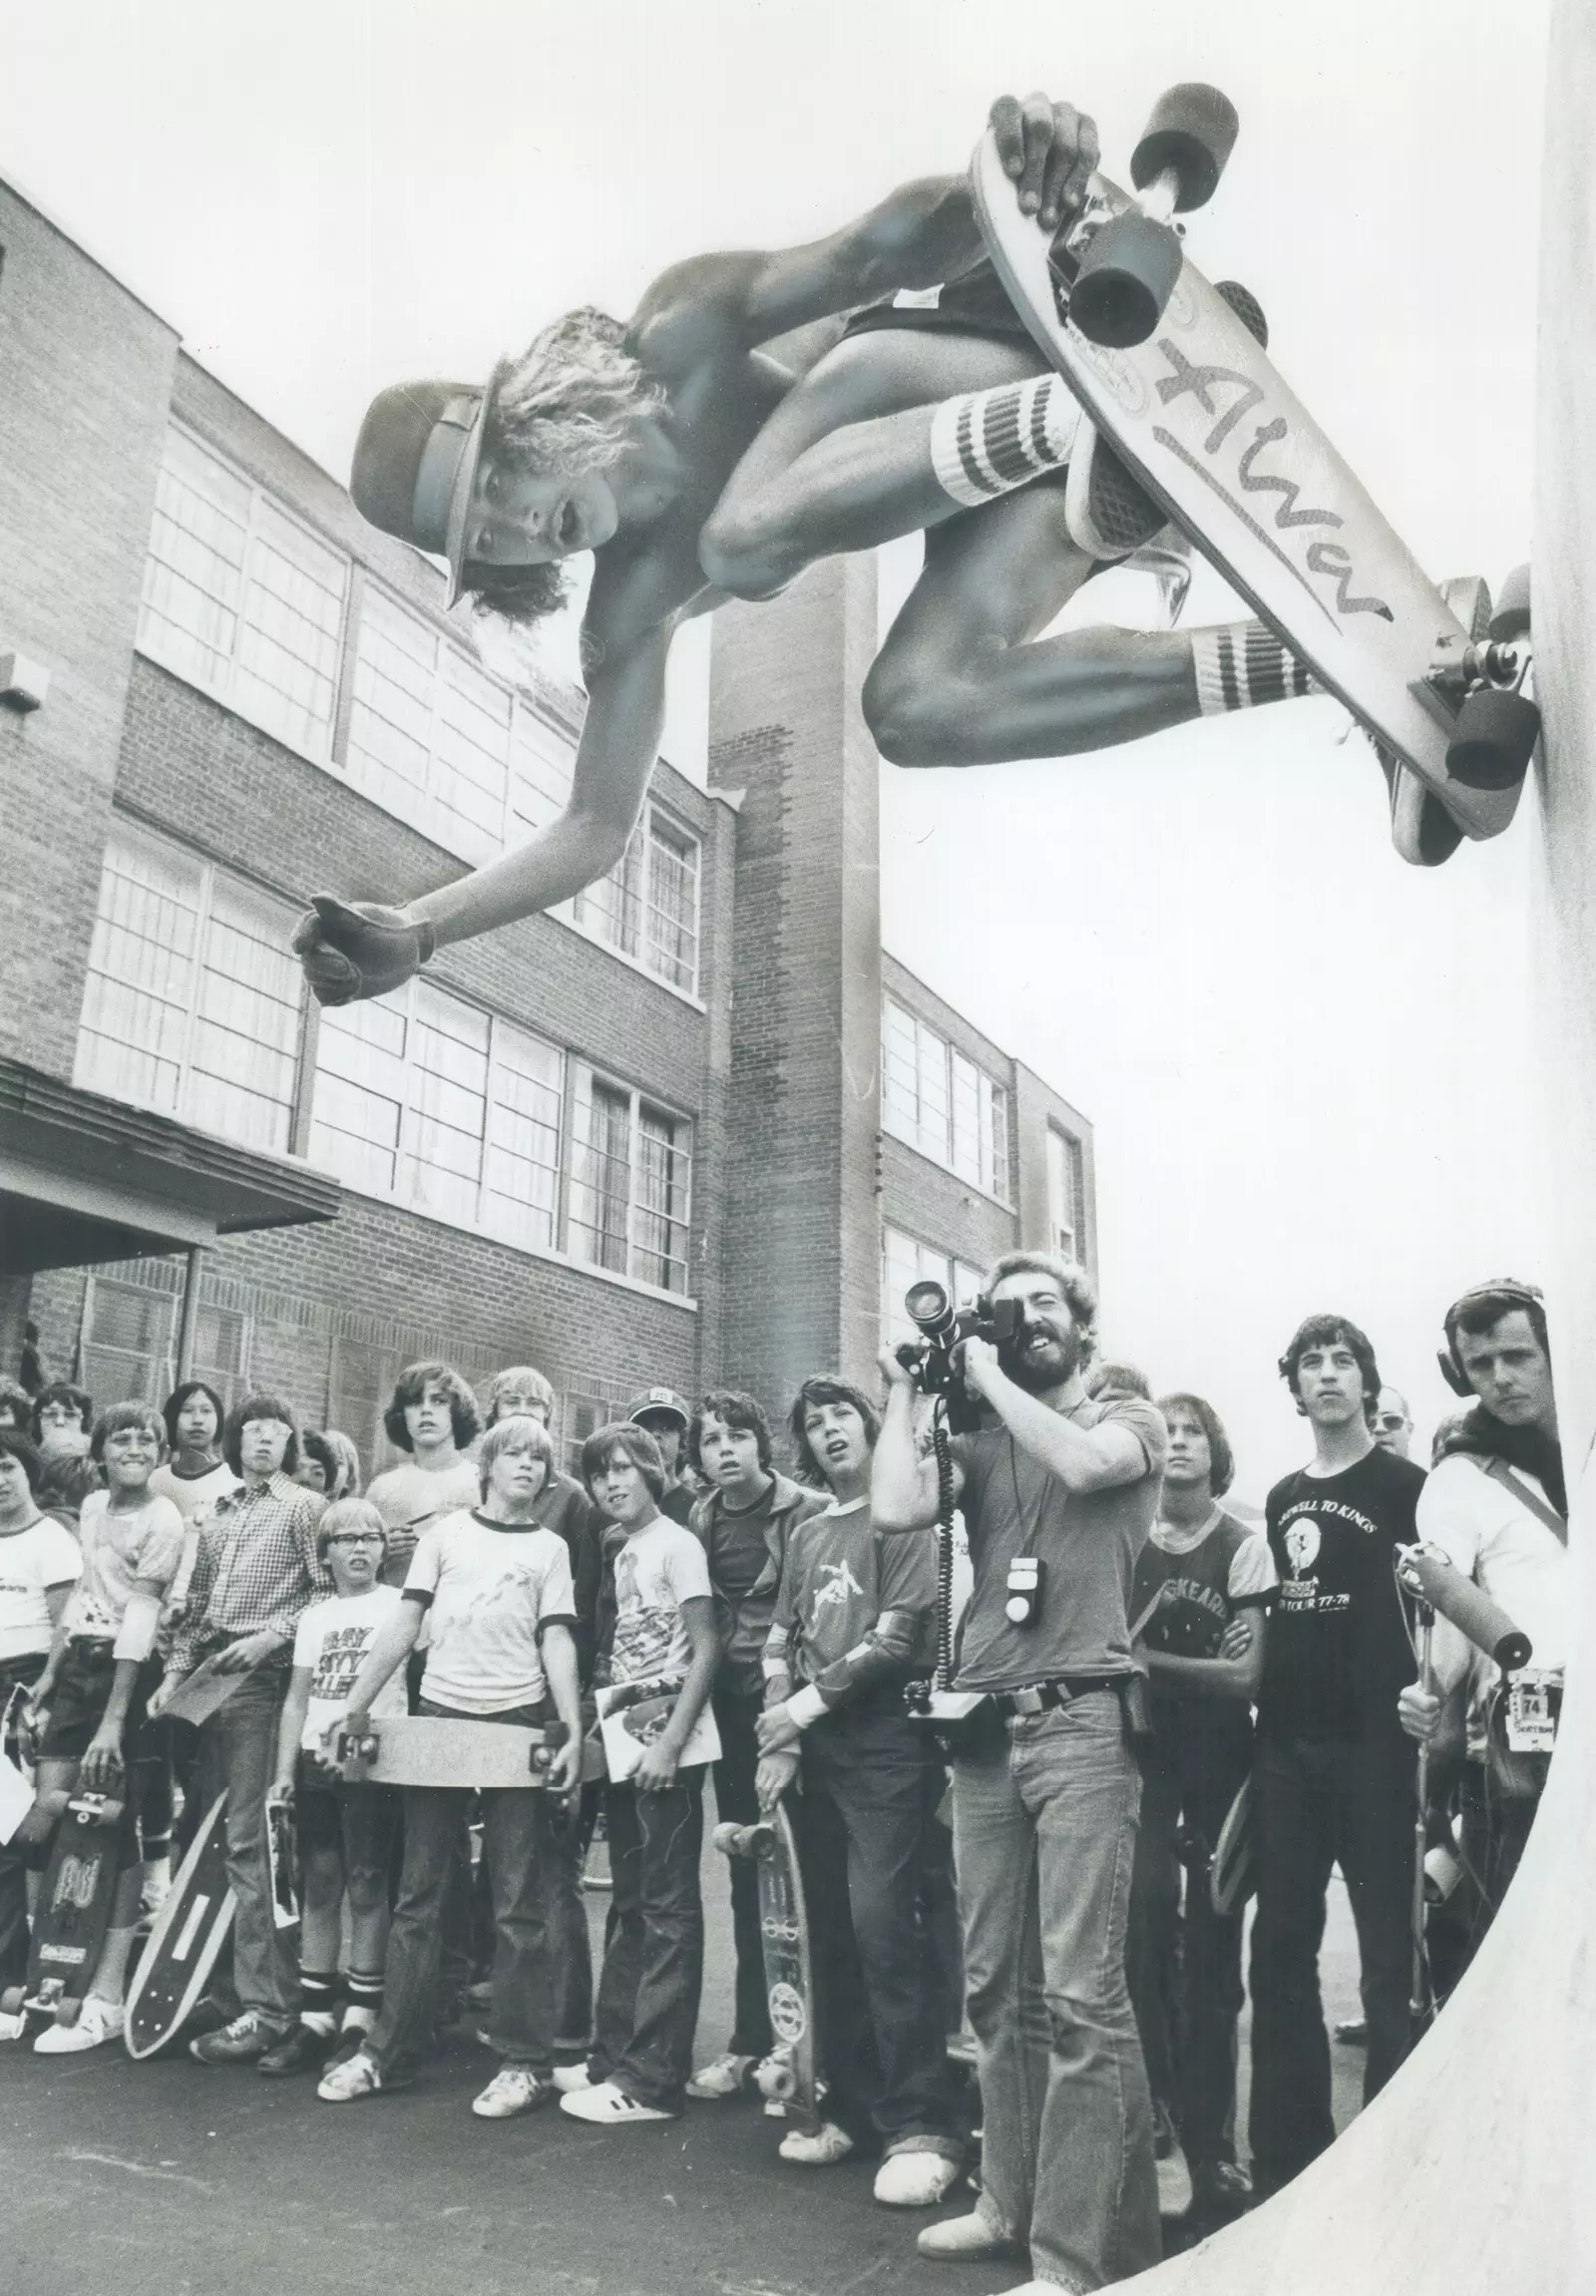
4, 1840, 1368, 2296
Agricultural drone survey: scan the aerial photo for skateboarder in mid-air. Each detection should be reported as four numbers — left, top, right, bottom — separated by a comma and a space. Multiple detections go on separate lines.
296, 91, 1315, 1007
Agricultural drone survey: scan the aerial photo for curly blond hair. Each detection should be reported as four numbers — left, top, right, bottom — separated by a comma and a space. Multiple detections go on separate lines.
469, 308, 662, 628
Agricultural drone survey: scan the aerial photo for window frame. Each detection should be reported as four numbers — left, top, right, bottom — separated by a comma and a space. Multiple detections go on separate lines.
73, 818, 304, 1154
567, 1062, 695, 1299
137, 421, 350, 765
881, 996, 1011, 1205
1045, 1123, 1087, 1263
880, 1224, 986, 1348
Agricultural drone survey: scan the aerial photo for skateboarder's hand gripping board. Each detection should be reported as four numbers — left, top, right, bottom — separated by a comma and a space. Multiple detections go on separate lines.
988, 91, 1101, 231
756, 1748, 800, 1811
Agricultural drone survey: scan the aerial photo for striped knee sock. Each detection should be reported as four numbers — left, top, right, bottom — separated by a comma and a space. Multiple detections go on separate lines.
929, 373, 1082, 509
342, 1969, 384, 2034
1191, 622, 1320, 713
300, 1967, 341, 2038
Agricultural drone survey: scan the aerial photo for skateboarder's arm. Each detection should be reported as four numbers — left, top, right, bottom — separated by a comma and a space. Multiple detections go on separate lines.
539, 1624, 584, 1796
272, 1667, 314, 1798
79, 1659, 144, 1792
330, 1600, 424, 1735
1141, 1607, 1268, 1705
25, 1587, 75, 1718
870, 1355, 965, 1533
631, 1596, 719, 1790
409, 623, 673, 952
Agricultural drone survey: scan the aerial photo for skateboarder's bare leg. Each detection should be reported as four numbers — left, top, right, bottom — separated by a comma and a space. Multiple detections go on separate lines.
864, 484, 1199, 766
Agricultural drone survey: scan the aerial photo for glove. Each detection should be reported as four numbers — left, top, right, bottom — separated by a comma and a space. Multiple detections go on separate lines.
292, 896, 436, 1007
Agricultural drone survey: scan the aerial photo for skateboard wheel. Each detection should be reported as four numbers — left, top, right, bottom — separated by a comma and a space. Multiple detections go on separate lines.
1490, 563, 1531, 642
711, 1823, 743, 1856
0, 1985, 22, 2016
1071, 211, 1183, 347
1130, 84, 1240, 211
1214, 279, 1268, 349
756, 2059, 797, 2102
1447, 687, 1542, 791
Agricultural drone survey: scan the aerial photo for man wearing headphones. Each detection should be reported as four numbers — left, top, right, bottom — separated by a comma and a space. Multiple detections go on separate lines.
1396, 1282, 1568, 1969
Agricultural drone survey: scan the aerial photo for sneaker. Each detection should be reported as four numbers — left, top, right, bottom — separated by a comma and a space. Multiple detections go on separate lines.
1334, 2016, 1368, 2045
686, 2050, 755, 2101
258, 2024, 336, 2078
873, 2145, 961, 2208
35, 1997, 124, 2054
915, 2209, 1023, 2263
473, 2065, 554, 2119
559, 2079, 675, 2125
552, 2061, 594, 2095
778, 2120, 855, 2166
190, 2010, 276, 2065
318, 2048, 384, 2103
0, 2009, 29, 2043
1157, 2139, 1193, 2219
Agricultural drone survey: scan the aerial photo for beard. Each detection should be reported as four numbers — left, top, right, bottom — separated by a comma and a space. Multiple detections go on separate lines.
1000, 1322, 1083, 1393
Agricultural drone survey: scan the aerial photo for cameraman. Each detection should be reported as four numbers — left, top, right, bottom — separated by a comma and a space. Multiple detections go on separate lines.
874, 1253, 1165, 2296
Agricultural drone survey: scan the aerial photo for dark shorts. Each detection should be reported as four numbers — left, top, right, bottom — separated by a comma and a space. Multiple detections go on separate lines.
39, 1638, 160, 1762
296, 1758, 400, 1880
841, 259, 1033, 347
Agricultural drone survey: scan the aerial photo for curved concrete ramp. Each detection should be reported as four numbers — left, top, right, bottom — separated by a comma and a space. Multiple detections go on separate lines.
1116, 8, 1594, 2287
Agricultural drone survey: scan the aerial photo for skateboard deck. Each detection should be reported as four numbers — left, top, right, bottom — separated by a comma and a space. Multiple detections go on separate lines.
972, 131, 1524, 849
125, 1790, 235, 2058
0, 1790, 126, 2029
713, 1804, 819, 2133
334, 1712, 565, 1788
265, 1793, 299, 1930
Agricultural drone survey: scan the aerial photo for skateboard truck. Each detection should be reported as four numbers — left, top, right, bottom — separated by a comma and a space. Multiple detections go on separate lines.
1065, 85, 1240, 347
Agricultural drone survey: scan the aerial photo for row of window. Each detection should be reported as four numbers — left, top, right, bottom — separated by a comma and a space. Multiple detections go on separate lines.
76, 1270, 630, 1480
75, 825, 695, 1298
881, 1119, 1086, 1347
138, 424, 702, 998
882, 996, 1010, 1202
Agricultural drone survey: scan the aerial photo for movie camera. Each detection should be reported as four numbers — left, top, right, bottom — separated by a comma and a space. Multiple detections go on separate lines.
896, 1280, 1021, 1435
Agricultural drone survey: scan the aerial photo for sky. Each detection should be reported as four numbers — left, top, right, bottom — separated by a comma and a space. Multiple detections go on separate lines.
2, 0, 1555, 1501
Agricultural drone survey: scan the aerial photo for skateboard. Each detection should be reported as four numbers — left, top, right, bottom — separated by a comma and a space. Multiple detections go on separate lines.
333, 1712, 567, 1788
972, 90, 1540, 865
265, 1792, 299, 1930
713, 1803, 819, 2133
125, 1789, 235, 2058
0, 1789, 126, 2031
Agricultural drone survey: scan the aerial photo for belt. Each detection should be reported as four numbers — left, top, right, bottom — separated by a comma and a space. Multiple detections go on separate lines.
992, 1677, 1120, 1718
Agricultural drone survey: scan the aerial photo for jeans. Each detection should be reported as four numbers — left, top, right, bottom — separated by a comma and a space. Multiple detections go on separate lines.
955, 1692, 1158, 2294
538, 1798, 595, 2053
1126, 1739, 1249, 2175
795, 1706, 959, 2151
1247, 1733, 1415, 2197
590, 1771, 703, 2110
200, 1668, 298, 2031
710, 1683, 772, 2058
0, 1654, 45, 1989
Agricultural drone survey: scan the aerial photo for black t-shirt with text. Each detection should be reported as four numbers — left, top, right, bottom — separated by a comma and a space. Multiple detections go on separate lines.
1258, 1444, 1424, 1743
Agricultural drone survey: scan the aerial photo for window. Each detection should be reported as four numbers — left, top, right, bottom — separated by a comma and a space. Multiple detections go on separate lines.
881, 1227, 985, 1351
345, 587, 517, 866
75, 825, 302, 1153
77, 1274, 251, 1413
560, 1382, 636, 1479
569, 1068, 693, 1295
882, 999, 1009, 1200
139, 426, 347, 758
1046, 1127, 1087, 1262
572, 805, 702, 996
309, 979, 564, 1254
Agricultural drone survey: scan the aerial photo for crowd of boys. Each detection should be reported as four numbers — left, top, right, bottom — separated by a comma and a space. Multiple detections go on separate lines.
0, 1263, 1567, 2296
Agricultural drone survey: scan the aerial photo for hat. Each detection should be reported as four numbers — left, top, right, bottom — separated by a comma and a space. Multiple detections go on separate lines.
349, 379, 491, 608
625, 1387, 691, 1432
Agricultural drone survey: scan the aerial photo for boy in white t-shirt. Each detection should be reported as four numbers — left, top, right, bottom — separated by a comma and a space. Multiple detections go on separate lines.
559, 1423, 720, 2127
0, 1430, 82, 2030
263, 1498, 406, 2076
26, 1402, 184, 2051
316, 1415, 583, 2120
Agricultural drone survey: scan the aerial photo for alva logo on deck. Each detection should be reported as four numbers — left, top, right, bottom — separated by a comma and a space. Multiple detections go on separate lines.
1147, 339, 1395, 628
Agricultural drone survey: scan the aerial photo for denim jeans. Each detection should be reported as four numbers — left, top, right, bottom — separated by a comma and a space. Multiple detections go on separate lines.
795, 1705, 959, 2151
200, 1668, 298, 2031
368, 1702, 555, 2082
710, 1683, 772, 2058
1126, 1740, 1249, 2175
590, 1771, 703, 2110
954, 1692, 1158, 2294
1247, 1733, 1415, 2197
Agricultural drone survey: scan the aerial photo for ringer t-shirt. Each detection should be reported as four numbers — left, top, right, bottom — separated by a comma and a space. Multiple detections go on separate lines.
0, 1517, 83, 1663
402, 1508, 577, 1715
67, 1489, 185, 1662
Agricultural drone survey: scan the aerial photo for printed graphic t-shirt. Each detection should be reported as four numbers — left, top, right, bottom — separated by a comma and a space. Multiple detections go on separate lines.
772, 1498, 937, 1704
608, 1516, 713, 1689
0, 1517, 83, 1663
403, 1509, 577, 1716
66, 1489, 186, 1659
292, 1584, 408, 1747
1258, 1445, 1424, 1742
1134, 1508, 1277, 1765
951, 1393, 1167, 1694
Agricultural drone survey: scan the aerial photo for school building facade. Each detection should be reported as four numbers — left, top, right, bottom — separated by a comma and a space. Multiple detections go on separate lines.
0, 175, 1095, 1477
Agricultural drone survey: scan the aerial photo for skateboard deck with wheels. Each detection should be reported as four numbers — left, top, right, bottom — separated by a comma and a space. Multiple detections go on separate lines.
0, 1790, 126, 2031
713, 1803, 819, 2133
972, 126, 1535, 856
125, 1789, 234, 2058
333, 1712, 566, 1788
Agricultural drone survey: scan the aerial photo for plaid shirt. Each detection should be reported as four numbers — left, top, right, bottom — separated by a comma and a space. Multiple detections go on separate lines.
167, 1471, 329, 1677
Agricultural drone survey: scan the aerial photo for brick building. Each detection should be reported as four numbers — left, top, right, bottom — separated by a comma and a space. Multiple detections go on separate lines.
0, 176, 1094, 1477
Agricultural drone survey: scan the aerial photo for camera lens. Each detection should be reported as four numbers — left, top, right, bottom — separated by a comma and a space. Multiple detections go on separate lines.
906, 1280, 955, 1339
